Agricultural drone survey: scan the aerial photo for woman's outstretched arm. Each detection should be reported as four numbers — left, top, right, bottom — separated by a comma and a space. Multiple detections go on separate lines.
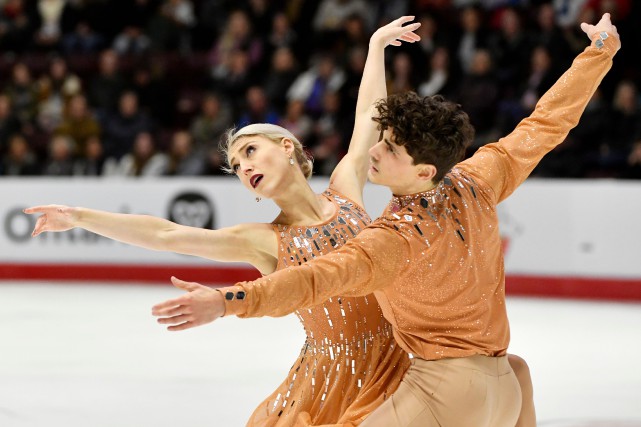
24, 205, 277, 272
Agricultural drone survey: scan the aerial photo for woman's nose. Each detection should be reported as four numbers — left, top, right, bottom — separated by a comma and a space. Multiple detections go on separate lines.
241, 163, 253, 174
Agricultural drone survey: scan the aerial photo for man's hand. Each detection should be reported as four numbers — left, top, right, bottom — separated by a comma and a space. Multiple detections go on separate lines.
151, 276, 225, 331
581, 13, 621, 52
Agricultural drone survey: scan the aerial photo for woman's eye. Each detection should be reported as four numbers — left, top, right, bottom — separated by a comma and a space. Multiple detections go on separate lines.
246, 146, 255, 156
232, 164, 239, 173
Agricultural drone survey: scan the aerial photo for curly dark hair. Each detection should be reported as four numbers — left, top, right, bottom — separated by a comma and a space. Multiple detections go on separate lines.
373, 92, 474, 183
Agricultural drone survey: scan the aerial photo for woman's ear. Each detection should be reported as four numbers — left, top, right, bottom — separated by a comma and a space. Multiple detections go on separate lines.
281, 137, 295, 156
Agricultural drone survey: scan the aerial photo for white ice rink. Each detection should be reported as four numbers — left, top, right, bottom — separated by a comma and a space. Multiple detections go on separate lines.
1, 282, 640, 427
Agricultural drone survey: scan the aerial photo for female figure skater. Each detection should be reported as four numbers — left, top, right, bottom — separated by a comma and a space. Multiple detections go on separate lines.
25, 17, 418, 427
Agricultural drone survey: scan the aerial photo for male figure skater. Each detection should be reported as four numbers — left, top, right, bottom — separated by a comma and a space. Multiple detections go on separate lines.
152, 14, 620, 426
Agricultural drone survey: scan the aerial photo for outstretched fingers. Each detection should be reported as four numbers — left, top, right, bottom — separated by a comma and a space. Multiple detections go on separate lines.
581, 12, 619, 38
157, 313, 192, 325
373, 16, 421, 48
171, 276, 204, 292
23, 206, 46, 214
152, 296, 188, 316
32, 215, 47, 237
167, 321, 196, 332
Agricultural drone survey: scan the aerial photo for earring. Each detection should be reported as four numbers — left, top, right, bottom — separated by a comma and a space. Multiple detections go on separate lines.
255, 197, 261, 202
289, 156, 294, 165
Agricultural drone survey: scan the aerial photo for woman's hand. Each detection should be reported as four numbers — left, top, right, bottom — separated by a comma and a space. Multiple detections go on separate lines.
24, 205, 79, 236
370, 15, 421, 48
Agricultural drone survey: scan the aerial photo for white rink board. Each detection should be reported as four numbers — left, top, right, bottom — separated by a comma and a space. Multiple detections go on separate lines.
0, 177, 640, 279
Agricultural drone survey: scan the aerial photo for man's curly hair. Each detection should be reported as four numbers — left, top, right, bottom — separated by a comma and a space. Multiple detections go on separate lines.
373, 92, 474, 183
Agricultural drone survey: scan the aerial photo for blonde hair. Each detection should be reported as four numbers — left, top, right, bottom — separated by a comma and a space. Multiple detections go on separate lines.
222, 123, 313, 178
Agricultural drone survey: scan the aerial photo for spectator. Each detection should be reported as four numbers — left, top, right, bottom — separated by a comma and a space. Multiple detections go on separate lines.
418, 46, 457, 98
263, 47, 299, 114
106, 131, 168, 177
583, 0, 631, 22
213, 49, 257, 115
112, 25, 151, 56
487, 7, 532, 95
593, 80, 641, 175
457, 48, 500, 147
5, 62, 38, 126
165, 130, 204, 176
1, 134, 38, 175
0, 95, 22, 153
196, 0, 232, 48
129, 65, 176, 125
497, 45, 559, 134
209, 9, 263, 79
42, 134, 74, 176
55, 94, 101, 154
310, 91, 350, 176
148, 0, 194, 52
279, 99, 313, 143
89, 49, 125, 116
340, 13, 369, 52
238, 86, 280, 128
189, 93, 232, 150
61, 20, 104, 54
73, 135, 105, 176
413, 14, 443, 62
103, 91, 153, 161
386, 51, 417, 94
0, 0, 33, 52
553, 0, 588, 28
535, 89, 609, 178
455, 5, 489, 74
287, 54, 345, 118
267, 11, 297, 54
29, 0, 74, 51
202, 146, 227, 176
534, 3, 573, 67
312, 0, 369, 33
621, 140, 641, 179
37, 56, 82, 132
338, 45, 366, 114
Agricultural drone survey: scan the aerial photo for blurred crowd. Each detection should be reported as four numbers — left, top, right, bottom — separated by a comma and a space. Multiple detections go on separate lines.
0, 0, 640, 179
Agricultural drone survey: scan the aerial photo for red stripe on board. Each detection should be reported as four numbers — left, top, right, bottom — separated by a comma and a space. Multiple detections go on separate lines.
0, 263, 260, 285
505, 275, 641, 302
1, 264, 641, 301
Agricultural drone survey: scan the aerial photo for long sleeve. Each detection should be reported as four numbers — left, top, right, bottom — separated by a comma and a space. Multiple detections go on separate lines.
219, 226, 409, 318
459, 32, 618, 204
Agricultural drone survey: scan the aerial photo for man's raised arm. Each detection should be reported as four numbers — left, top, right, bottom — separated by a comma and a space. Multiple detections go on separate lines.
460, 13, 620, 203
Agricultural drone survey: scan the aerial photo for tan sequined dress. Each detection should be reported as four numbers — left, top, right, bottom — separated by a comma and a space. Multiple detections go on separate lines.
246, 189, 410, 427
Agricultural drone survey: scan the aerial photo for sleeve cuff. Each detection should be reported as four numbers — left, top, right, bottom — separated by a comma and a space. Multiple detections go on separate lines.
216, 285, 249, 317
590, 31, 618, 57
